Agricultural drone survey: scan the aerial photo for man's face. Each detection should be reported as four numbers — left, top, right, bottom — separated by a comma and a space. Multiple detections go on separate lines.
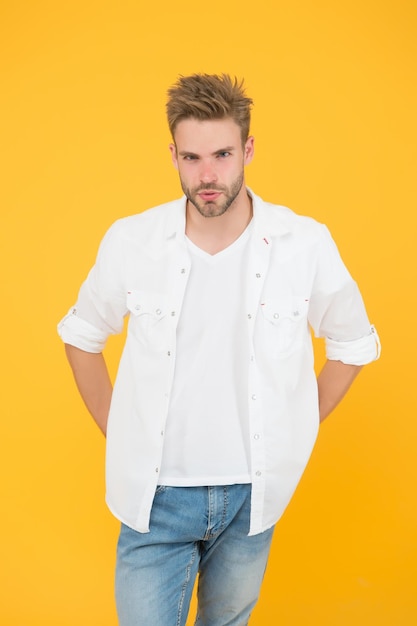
169, 117, 254, 218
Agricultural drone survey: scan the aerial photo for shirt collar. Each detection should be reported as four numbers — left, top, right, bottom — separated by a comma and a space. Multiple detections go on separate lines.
163, 188, 291, 240
163, 196, 187, 240
249, 188, 291, 238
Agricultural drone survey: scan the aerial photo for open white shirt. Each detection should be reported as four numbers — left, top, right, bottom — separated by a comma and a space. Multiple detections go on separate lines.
58, 190, 380, 535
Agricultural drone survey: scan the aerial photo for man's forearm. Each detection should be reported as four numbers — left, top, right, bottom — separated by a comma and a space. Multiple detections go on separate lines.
64, 344, 113, 436
317, 360, 363, 423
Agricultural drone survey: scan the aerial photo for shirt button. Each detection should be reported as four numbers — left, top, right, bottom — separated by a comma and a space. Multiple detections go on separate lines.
247, 313, 252, 319
273, 313, 279, 319
251, 394, 257, 400
155, 308, 162, 315
181, 268, 186, 274
256, 273, 261, 278
255, 471, 262, 477
167, 351, 171, 356
254, 434, 260, 440
155, 467, 159, 473
171, 311, 176, 316
135, 305, 141, 311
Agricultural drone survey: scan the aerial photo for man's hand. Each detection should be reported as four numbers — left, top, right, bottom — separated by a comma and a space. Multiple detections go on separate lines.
64, 344, 113, 436
317, 360, 363, 423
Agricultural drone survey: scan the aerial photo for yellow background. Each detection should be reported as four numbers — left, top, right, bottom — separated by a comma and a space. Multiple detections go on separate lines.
1, 0, 416, 624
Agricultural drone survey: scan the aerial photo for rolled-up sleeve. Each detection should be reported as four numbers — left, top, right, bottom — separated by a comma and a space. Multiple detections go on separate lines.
57, 308, 110, 353
325, 325, 381, 365
57, 220, 128, 352
308, 225, 381, 366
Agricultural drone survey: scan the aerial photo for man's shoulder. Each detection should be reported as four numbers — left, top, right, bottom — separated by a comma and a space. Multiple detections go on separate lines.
118, 197, 183, 227
105, 197, 184, 242
253, 193, 325, 239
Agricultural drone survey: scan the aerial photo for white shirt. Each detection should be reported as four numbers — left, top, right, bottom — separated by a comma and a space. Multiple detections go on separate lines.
159, 227, 252, 486
58, 190, 380, 535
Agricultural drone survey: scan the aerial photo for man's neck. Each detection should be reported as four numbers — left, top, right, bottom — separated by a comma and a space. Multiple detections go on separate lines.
185, 190, 253, 256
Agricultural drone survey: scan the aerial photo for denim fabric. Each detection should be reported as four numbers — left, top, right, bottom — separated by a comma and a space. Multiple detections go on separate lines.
115, 484, 274, 626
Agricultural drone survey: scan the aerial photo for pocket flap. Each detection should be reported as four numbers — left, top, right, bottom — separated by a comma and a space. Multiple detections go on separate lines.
126, 290, 168, 318
261, 297, 309, 324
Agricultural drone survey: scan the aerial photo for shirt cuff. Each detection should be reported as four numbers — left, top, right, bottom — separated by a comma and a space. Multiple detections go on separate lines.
57, 308, 108, 353
325, 325, 381, 365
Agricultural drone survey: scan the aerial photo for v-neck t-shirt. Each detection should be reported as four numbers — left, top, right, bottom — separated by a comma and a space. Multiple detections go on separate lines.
159, 225, 253, 486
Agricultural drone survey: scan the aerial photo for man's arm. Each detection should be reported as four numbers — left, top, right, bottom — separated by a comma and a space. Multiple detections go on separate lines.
317, 360, 363, 423
64, 343, 113, 436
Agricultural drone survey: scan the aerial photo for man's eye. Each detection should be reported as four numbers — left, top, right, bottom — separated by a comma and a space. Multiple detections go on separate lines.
217, 151, 231, 158
184, 155, 197, 161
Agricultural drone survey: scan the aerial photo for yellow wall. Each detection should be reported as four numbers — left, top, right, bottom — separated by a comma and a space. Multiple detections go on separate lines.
1, 1, 416, 624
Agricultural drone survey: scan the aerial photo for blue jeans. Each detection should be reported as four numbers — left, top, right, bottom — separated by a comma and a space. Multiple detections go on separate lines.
115, 484, 274, 626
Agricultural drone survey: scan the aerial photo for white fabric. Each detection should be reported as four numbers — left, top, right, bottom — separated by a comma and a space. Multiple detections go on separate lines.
57, 189, 380, 535
159, 228, 252, 486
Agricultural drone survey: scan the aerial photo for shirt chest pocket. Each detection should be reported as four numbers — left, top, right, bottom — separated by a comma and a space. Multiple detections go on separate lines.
126, 290, 170, 347
259, 297, 310, 358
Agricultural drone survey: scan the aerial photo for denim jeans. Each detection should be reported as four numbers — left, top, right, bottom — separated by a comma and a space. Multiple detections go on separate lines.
115, 484, 274, 626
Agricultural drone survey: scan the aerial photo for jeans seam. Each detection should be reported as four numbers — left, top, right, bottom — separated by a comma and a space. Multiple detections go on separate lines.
220, 486, 228, 534
203, 486, 213, 540
205, 486, 230, 540
176, 541, 198, 626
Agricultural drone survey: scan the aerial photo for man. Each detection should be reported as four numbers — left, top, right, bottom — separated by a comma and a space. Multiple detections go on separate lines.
58, 74, 380, 626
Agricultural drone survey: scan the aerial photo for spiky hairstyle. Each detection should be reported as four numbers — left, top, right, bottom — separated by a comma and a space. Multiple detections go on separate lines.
166, 73, 253, 144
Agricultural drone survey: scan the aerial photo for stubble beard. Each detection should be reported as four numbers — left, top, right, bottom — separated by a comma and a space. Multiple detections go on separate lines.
181, 172, 245, 218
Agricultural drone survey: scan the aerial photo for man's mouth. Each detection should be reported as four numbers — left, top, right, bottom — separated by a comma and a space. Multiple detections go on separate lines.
198, 190, 222, 202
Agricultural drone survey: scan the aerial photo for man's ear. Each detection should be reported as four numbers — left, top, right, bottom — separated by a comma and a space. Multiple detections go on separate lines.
244, 136, 255, 165
169, 143, 178, 169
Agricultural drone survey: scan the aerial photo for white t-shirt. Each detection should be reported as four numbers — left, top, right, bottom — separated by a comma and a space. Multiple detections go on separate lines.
159, 224, 253, 486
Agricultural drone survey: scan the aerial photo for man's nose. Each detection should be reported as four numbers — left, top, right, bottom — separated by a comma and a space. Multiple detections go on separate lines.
199, 161, 218, 183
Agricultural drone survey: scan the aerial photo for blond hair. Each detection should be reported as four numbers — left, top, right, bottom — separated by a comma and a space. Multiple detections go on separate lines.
166, 73, 253, 144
